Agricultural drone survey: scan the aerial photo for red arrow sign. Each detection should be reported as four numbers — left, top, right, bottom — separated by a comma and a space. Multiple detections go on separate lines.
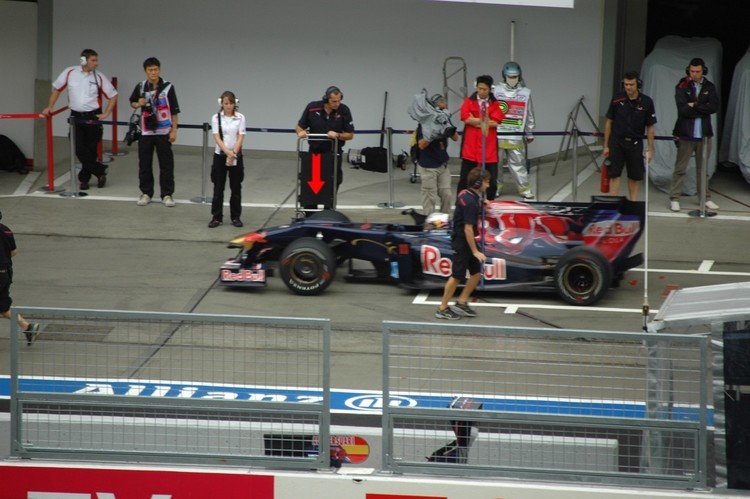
307, 153, 325, 194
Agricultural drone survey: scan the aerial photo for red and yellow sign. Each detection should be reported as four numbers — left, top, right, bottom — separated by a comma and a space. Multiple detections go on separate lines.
312, 434, 371, 464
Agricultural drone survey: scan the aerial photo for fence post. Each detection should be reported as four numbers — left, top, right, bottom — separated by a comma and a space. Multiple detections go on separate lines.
191, 122, 212, 204
377, 127, 404, 209
43, 114, 57, 192
571, 128, 578, 202
59, 116, 87, 198
107, 77, 127, 157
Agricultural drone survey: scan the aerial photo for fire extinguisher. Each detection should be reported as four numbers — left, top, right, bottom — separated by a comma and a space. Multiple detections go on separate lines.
600, 157, 611, 193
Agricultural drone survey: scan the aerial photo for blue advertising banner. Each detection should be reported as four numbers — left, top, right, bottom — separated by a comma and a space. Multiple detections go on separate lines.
0, 376, 711, 424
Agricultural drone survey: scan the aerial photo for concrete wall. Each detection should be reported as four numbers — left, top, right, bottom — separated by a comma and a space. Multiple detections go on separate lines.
0, 1, 37, 163
41, 0, 606, 157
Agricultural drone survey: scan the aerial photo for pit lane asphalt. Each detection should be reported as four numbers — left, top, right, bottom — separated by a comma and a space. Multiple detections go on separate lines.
2, 144, 750, 388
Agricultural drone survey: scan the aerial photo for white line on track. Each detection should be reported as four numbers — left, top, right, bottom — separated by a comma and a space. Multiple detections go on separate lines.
12, 171, 41, 196
55, 171, 71, 188
411, 291, 655, 314
548, 164, 598, 203
632, 266, 750, 277
20, 189, 422, 210
697, 260, 715, 272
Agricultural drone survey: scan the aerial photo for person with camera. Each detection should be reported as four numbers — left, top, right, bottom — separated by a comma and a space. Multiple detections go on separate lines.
129, 57, 180, 207
416, 94, 458, 217
208, 91, 246, 228
668, 57, 720, 212
295, 86, 354, 211
42, 49, 117, 190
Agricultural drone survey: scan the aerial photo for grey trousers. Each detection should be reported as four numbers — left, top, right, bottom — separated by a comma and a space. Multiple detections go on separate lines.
669, 138, 712, 201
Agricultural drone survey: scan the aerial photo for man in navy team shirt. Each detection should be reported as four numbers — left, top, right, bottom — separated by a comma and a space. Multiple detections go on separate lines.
436, 167, 490, 320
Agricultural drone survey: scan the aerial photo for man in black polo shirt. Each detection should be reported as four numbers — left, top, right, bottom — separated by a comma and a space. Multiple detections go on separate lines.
295, 86, 355, 210
0, 211, 39, 345
436, 168, 490, 320
603, 71, 656, 201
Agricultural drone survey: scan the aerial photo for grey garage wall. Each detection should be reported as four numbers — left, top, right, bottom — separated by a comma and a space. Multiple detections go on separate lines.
44, 0, 606, 157
0, 1, 37, 163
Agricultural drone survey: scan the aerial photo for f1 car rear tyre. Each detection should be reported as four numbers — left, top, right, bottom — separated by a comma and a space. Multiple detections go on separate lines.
553, 247, 612, 306
307, 209, 350, 223
279, 237, 336, 296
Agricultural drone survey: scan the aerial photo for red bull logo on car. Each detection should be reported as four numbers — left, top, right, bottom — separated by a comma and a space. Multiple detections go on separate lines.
421, 245, 506, 280
583, 219, 640, 260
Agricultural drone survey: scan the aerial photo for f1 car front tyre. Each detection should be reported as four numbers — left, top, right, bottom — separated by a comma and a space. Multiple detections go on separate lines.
553, 247, 612, 306
279, 237, 336, 296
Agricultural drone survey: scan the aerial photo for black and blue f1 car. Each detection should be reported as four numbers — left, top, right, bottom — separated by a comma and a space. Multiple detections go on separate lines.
219, 196, 645, 306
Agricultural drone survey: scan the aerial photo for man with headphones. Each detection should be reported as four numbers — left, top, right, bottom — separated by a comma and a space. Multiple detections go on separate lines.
603, 70, 656, 201
0, 211, 39, 345
436, 167, 490, 320
669, 57, 720, 212
42, 49, 117, 190
296, 86, 355, 210
493, 61, 536, 200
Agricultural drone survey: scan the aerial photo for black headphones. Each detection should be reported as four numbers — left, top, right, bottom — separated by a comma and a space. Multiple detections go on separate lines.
621, 71, 643, 90
686, 58, 708, 76
323, 86, 343, 103
470, 168, 489, 189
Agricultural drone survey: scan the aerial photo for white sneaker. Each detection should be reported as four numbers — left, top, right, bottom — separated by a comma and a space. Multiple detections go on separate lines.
669, 200, 680, 212
705, 200, 719, 210
163, 195, 175, 207
137, 194, 151, 206
520, 190, 535, 200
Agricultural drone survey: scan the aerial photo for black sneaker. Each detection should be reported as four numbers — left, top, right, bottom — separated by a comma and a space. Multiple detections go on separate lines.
208, 219, 222, 228
97, 174, 107, 188
231, 219, 243, 228
79, 183, 90, 191
24, 323, 40, 346
435, 307, 461, 320
452, 302, 477, 317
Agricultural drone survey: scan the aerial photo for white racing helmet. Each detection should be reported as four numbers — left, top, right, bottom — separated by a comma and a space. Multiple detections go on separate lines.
425, 212, 450, 230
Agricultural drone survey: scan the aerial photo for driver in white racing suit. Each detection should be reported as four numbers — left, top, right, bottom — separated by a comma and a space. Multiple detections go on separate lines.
493, 61, 535, 200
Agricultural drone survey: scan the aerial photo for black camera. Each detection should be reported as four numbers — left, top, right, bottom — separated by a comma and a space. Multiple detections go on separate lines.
142, 104, 158, 131
124, 111, 141, 146
442, 126, 457, 140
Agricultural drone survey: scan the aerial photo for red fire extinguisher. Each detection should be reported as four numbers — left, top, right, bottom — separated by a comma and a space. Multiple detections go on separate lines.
600, 157, 611, 193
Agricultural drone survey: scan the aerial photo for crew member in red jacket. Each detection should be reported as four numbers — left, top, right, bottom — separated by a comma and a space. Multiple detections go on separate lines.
458, 75, 505, 200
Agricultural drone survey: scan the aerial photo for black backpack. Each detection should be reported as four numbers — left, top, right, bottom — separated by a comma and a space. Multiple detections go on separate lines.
0, 135, 29, 174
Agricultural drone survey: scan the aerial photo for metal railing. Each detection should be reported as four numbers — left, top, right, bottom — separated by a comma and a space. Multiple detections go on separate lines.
381, 321, 709, 489
9, 309, 713, 489
10, 307, 331, 469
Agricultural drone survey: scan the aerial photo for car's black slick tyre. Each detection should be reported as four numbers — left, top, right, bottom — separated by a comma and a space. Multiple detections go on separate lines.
307, 210, 350, 223
279, 237, 336, 296
553, 246, 612, 306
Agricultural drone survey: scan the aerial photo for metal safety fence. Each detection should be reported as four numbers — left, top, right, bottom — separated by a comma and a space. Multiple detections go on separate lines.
381, 321, 710, 489
9, 307, 331, 469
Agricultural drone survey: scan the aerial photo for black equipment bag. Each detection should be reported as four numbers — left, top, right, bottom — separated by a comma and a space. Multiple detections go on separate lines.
359, 146, 388, 173
0, 135, 29, 174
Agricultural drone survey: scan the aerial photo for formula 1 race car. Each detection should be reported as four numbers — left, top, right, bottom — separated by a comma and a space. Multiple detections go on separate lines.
219, 196, 645, 306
